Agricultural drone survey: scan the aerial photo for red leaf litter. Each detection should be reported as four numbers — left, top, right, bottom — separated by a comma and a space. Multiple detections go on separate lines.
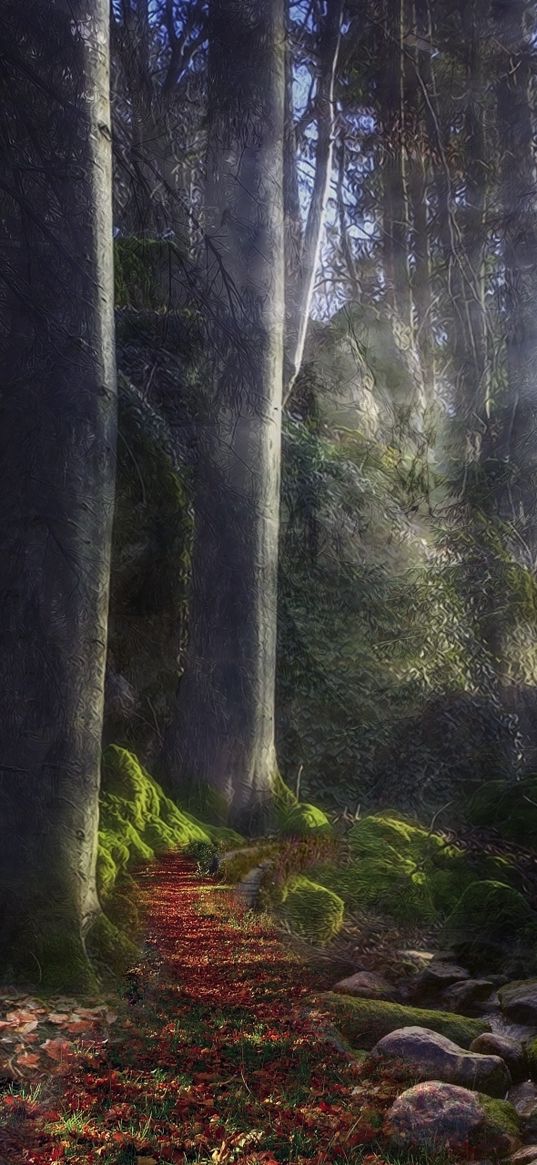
0, 855, 457, 1165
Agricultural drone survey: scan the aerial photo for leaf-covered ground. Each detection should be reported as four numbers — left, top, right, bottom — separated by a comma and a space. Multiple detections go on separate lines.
0, 855, 448, 1165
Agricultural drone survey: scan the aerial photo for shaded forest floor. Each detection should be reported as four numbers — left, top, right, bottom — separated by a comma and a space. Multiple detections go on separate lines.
0, 855, 450, 1165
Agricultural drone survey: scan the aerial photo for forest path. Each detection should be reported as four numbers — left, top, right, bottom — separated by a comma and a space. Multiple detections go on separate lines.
0, 853, 398, 1165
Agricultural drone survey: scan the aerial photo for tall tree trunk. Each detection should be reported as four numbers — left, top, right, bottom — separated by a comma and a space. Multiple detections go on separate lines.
407, 0, 435, 401
381, 0, 412, 329
161, 0, 285, 835
284, 0, 344, 403
0, 0, 116, 989
495, 0, 537, 557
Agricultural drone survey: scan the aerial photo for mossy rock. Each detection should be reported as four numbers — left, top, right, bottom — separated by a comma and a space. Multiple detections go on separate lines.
442, 880, 537, 972
311, 813, 519, 927
323, 993, 489, 1051
477, 1094, 521, 1145
279, 802, 333, 838
279, 875, 344, 944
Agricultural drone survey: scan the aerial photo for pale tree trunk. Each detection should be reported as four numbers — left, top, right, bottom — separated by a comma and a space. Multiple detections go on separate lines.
381, 0, 412, 330
407, 0, 435, 401
0, 0, 116, 989
284, 0, 344, 404
162, 0, 285, 835
495, 0, 537, 558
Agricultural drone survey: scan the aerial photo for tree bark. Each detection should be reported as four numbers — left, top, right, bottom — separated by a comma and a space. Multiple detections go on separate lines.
284, 0, 344, 404
161, 0, 285, 835
495, 0, 537, 555
0, 0, 116, 988
381, 0, 412, 330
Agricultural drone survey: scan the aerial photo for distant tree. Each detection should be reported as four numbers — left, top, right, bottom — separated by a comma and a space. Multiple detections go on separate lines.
0, 0, 117, 988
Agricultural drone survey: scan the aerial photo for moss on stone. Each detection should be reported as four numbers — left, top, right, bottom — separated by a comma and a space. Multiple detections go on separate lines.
279, 875, 344, 944
279, 801, 333, 838
97, 747, 244, 904
306, 813, 520, 927
323, 993, 489, 1051
442, 880, 537, 972
477, 1095, 521, 1142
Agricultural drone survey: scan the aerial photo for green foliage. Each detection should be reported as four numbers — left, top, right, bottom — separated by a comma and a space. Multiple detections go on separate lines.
279, 875, 345, 944
466, 776, 537, 847
307, 812, 513, 926
442, 880, 537, 973
323, 993, 488, 1051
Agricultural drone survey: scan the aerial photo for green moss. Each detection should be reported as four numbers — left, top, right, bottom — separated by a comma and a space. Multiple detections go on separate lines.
442, 880, 537, 972
279, 875, 344, 944
219, 843, 281, 884
97, 747, 244, 903
278, 802, 333, 837
307, 813, 519, 927
85, 913, 139, 980
323, 993, 488, 1051
525, 1037, 537, 1080
478, 1095, 521, 1141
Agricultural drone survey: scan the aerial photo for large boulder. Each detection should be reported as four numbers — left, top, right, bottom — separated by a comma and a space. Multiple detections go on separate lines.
371, 1026, 511, 1096
322, 992, 488, 1050
384, 1081, 520, 1155
471, 1033, 527, 1085
500, 980, 537, 1025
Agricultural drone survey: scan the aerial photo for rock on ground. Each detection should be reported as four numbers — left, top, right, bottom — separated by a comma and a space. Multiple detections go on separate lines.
471, 1034, 527, 1085
500, 981, 537, 1026
384, 1080, 519, 1155
371, 1026, 511, 1096
443, 979, 497, 1015
332, 970, 398, 1001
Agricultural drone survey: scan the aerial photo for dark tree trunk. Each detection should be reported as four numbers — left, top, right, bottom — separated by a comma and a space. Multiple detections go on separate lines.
162, 0, 285, 835
0, 0, 116, 988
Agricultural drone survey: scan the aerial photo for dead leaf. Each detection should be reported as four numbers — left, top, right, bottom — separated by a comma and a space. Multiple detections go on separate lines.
16, 1052, 41, 1070
40, 1038, 75, 1061
136, 1158, 157, 1165
46, 1013, 70, 1025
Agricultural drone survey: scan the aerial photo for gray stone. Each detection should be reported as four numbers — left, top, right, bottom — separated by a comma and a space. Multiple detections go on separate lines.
415, 961, 470, 996
471, 1034, 527, 1085
508, 1147, 537, 1165
508, 1082, 537, 1136
384, 1081, 519, 1154
500, 981, 537, 1026
332, 971, 398, 1001
443, 979, 497, 1015
371, 1026, 511, 1096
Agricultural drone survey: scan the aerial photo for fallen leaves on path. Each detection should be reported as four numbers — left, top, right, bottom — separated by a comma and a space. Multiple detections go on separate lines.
0, 856, 431, 1165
